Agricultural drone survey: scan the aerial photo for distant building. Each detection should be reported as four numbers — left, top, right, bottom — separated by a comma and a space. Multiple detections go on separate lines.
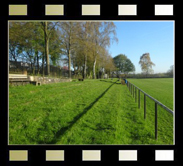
104, 74, 108, 79
62, 66, 68, 70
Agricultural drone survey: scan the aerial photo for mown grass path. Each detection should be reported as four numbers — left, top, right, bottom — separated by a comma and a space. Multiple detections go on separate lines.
9, 79, 173, 144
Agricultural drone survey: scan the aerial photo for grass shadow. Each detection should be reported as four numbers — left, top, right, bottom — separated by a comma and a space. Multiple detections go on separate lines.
46, 81, 117, 144
99, 80, 114, 83
100, 79, 123, 85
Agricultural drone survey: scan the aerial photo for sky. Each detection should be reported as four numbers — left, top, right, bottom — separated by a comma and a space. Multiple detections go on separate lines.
109, 21, 174, 74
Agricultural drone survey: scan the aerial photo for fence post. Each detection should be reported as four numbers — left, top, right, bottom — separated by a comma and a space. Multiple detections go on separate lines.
131, 84, 132, 95
133, 85, 134, 98
138, 90, 140, 109
135, 87, 137, 102
144, 94, 146, 119
129, 83, 131, 92
155, 102, 158, 140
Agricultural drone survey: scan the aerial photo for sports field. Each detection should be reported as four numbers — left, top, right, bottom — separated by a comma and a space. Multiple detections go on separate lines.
127, 78, 173, 110
9, 78, 173, 145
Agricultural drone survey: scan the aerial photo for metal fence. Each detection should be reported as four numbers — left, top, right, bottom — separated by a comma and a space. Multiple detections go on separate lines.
126, 80, 173, 140
9, 60, 70, 78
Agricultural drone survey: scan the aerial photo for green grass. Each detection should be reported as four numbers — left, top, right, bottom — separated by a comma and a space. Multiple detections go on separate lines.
126, 78, 173, 144
9, 78, 173, 145
127, 78, 173, 110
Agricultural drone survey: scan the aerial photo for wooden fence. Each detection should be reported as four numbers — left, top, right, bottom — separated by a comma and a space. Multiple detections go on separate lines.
126, 80, 173, 140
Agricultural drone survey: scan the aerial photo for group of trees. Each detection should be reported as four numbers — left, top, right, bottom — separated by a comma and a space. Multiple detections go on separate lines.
9, 22, 173, 79
9, 21, 118, 79
113, 53, 173, 78
112, 53, 156, 78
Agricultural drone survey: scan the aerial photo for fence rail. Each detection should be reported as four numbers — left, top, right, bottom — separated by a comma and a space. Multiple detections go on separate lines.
9, 60, 70, 78
126, 80, 173, 140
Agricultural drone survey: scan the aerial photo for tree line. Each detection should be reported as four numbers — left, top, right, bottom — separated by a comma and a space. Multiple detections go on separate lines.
111, 53, 173, 78
9, 21, 118, 79
9, 22, 172, 79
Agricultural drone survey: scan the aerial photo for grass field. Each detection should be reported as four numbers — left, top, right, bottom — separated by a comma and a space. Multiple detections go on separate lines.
9, 78, 173, 145
127, 78, 174, 110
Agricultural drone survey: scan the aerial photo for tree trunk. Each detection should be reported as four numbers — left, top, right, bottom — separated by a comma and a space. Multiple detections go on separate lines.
33, 56, 36, 76
73, 60, 76, 78
36, 51, 39, 75
46, 38, 50, 76
102, 67, 104, 79
67, 29, 72, 79
44, 22, 50, 76
93, 56, 96, 79
83, 54, 87, 79
68, 49, 71, 78
42, 52, 45, 78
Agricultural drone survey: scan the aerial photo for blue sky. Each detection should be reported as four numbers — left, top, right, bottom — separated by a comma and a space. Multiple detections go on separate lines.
109, 21, 174, 74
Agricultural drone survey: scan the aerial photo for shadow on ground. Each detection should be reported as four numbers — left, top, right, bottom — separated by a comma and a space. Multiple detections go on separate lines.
100, 79, 123, 85
99, 79, 115, 83
44, 81, 117, 144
